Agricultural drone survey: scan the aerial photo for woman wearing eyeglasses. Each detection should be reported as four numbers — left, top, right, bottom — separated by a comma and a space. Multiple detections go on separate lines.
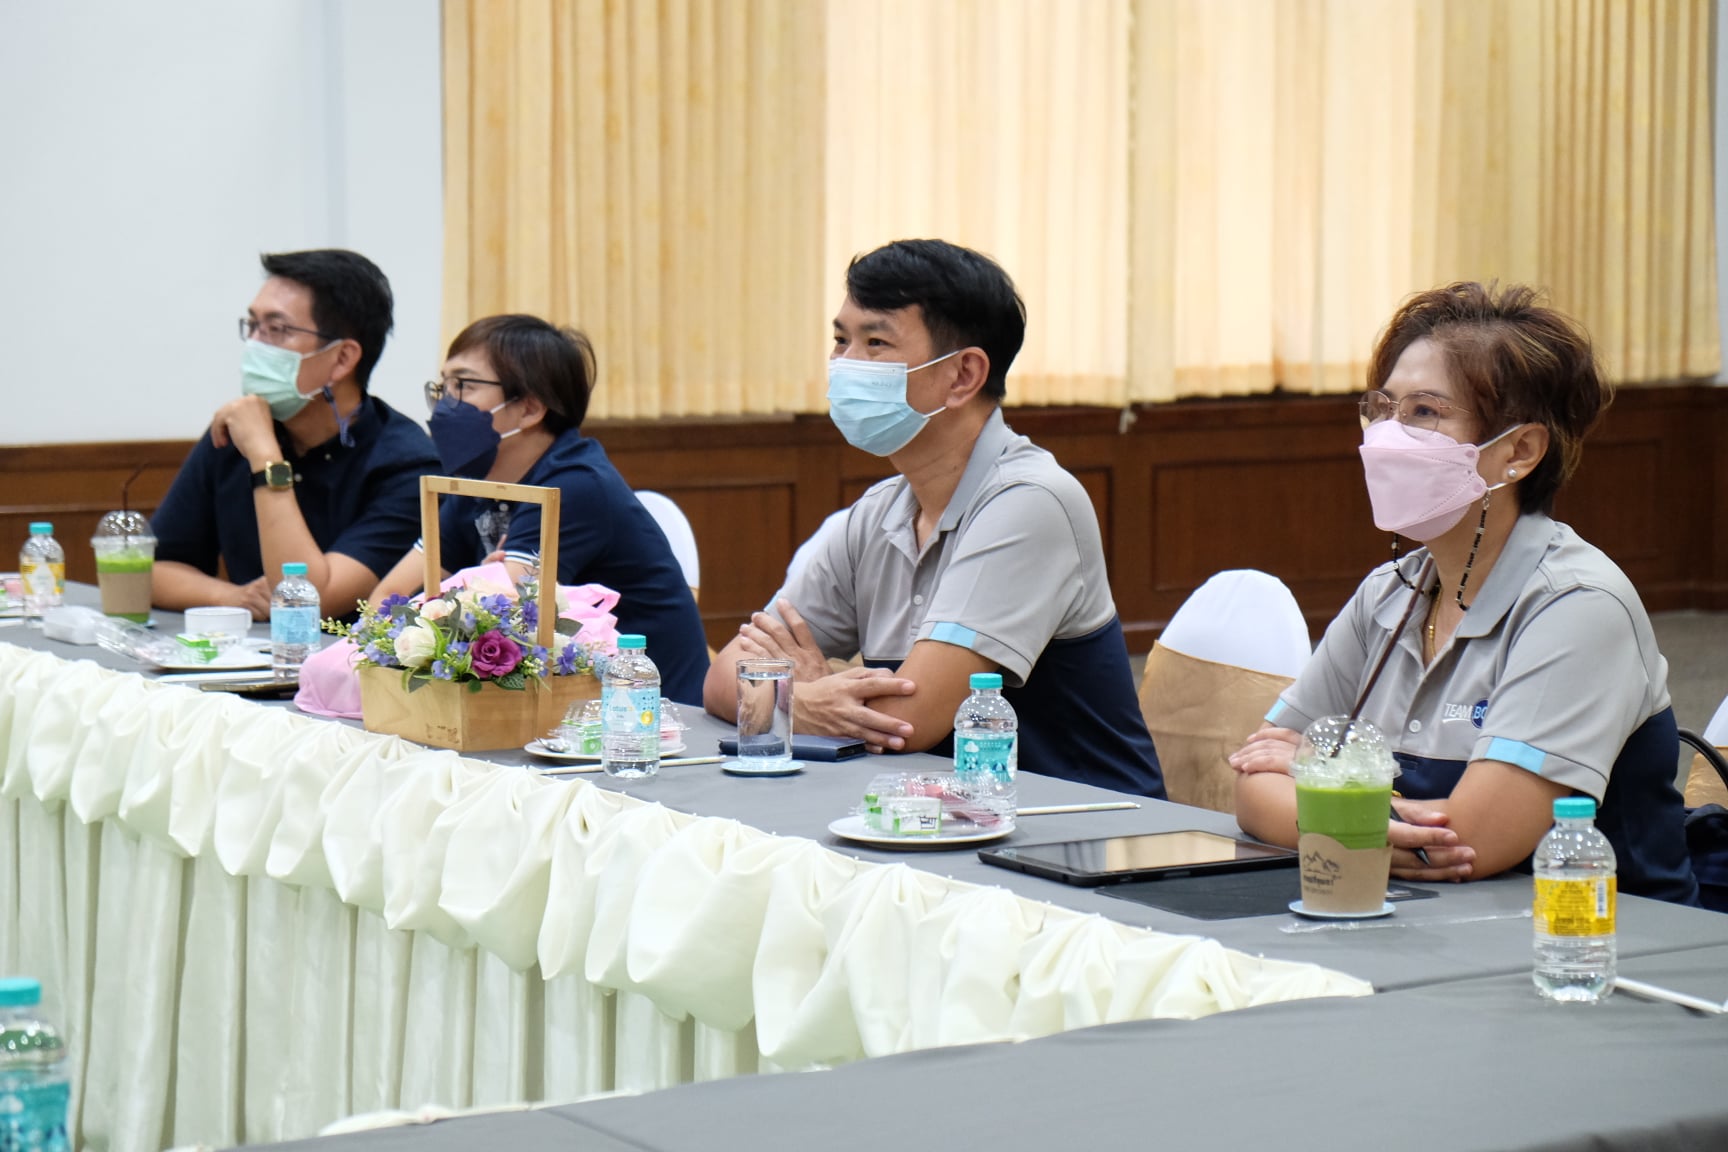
1230, 282, 1698, 904
369, 314, 709, 704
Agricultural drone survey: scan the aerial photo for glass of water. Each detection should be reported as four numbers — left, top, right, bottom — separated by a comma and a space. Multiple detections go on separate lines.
735, 658, 794, 770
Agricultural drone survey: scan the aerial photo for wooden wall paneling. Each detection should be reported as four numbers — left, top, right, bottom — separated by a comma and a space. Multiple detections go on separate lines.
5, 385, 1723, 648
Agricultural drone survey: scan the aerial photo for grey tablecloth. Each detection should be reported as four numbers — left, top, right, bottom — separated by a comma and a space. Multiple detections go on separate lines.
265, 953, 1728, 1152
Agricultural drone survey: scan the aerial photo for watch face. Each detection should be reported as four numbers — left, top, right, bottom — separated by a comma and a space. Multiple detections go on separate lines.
265, 463, 294, 488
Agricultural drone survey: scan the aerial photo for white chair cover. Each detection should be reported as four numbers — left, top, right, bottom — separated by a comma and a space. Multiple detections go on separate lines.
635, 491, 700, 595
1158, 570, 1311, 679
1704, 694, 1728, 745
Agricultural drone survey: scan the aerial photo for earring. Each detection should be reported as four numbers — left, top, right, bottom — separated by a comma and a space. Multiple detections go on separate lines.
1507, 468, 1517, 478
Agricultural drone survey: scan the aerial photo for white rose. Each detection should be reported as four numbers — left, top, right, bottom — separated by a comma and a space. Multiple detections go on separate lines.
419, 598, 454, 622
394, 621, 439, 669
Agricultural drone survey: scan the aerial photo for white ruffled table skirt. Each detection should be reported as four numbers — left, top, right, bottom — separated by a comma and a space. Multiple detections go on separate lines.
0, 645, 1370, 1150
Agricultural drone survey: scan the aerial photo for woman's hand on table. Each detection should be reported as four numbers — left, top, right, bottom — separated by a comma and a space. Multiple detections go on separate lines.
737, 599, 832, 683
1228, 727, 1301, 775
792, 667, 916, 752
1390, 798, 1474, 882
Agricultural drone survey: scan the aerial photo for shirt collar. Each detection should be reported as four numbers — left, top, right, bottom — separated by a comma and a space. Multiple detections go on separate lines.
880, 406, 1014, 558
937, 407, 1014, 534
1455, 511, 1553, 638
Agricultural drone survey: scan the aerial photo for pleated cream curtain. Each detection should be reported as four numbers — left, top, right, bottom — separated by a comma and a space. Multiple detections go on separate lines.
443, 0, 1719, 416
1131, 0, 1720, 402
442, 0, 828, 419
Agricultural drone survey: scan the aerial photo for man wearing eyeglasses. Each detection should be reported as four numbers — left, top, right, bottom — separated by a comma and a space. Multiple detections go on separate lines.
150, 249, 440, 620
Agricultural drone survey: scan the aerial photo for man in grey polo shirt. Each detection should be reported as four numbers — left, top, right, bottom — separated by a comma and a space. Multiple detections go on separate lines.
702, 239, 1163, 798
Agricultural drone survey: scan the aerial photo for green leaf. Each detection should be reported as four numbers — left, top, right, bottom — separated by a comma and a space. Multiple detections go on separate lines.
554, 617, 580, 637
403, 670, 429, 694
497, 670, 527, 691
467, 678, 483, 694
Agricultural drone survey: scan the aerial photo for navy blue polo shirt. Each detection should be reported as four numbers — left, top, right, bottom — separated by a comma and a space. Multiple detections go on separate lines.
435, 427, 710, 705
152, 396, 439, 592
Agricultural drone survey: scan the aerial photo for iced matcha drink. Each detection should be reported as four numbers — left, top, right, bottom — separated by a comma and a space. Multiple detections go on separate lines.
93, 540, 155, 623
1296, 779, 1393, 850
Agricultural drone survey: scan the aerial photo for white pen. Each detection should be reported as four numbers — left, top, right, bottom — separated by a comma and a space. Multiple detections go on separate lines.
1015, 802, 1141, 816
1614, 977, 1728, 1014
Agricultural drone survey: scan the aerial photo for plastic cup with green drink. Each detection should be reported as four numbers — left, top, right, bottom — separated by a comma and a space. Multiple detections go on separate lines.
1291, 715, 1400, 918
91, 510, 156, 624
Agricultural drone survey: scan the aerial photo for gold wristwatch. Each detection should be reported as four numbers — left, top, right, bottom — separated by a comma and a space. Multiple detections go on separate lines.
251, 461, 295, 491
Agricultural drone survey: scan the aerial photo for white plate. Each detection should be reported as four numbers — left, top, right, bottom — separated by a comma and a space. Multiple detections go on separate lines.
827, 814, 1012, 849
524, 739, 687, 762
147, 647, 272, 673
722, 759, 805, 777
1288, 900, 1396, 920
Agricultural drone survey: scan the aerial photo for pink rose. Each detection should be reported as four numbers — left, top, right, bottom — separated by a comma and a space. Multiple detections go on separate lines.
469, 630, 523, 677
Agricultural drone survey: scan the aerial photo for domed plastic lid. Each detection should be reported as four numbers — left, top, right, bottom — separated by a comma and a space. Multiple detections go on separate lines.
1553, 797, 1597, 820
95, 510, 154, 540
0, 977, 42, 1007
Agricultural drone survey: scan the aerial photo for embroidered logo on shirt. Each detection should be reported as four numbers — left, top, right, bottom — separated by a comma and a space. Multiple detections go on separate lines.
1441, 699, 1490, 728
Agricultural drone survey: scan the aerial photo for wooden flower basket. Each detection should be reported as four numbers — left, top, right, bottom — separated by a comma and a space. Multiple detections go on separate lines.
356, 475, 601, 752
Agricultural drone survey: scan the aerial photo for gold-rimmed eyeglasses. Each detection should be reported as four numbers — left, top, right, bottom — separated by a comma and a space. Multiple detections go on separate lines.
1358, 389, 1473, 432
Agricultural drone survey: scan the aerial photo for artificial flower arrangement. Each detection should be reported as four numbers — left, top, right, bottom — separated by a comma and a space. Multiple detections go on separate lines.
324, 573, 606, 693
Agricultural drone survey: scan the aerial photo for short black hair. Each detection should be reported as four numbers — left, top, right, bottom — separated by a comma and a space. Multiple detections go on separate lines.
844, 239, 1026, 400
259, 249, 394, 389
446, 314, 596, 436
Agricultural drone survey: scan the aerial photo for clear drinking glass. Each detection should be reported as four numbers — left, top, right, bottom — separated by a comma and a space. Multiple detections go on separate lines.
735, 658, 794, 769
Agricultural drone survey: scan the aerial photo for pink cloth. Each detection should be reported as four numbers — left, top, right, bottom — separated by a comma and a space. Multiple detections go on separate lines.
293, 638, 365, 719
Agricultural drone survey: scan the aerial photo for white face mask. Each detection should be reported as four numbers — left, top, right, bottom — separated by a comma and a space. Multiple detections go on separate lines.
825, 349, 961, 455
241, 338, 337, 421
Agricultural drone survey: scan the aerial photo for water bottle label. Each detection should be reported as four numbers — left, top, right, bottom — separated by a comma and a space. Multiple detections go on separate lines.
955, 733, 1015, 784
1533, 876, 1616, 936
603, 685, 659, 736
0, 1077, 70, 1149
271, 605, 320, 647
21, 561, 64, 596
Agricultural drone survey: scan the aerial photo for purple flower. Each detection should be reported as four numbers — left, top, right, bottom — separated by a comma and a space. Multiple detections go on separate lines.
521, 602, 539, 630
363, 642, 397, 667
450, 641, 471, 656
379, 594, 410, 613
387, 622, 406, 640
555, 641, 579, 675
469, 630, 523, 677
431, 660, 454, 681
461, 611, 477, 632
479, 593, 512, 618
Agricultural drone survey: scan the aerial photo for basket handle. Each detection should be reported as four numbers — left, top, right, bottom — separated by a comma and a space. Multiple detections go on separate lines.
420, 475, 561, 655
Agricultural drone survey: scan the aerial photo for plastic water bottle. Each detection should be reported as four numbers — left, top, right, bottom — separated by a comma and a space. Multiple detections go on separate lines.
953, 672, 1017, 829
269, 562, 321, 680
601, 634, 661, 779
18, 524, 65, 626
1533, 796, 1617, 1003
0, 977, 70, 1152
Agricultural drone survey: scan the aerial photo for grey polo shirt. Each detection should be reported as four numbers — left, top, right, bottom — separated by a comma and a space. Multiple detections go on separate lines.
772, 408, 1164, 797
1269, 512, 1696, 902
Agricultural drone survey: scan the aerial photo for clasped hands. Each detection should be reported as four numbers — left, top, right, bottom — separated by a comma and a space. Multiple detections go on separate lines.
1229, 726, 1476, 882
735, 598, 915, 753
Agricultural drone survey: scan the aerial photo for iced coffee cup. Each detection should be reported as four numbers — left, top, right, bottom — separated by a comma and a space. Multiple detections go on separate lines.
91, 511, 156, 624
1291, 715, 1400, 918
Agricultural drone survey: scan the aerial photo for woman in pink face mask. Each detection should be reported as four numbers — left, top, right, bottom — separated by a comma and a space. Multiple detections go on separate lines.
1229, 283, 1698, 905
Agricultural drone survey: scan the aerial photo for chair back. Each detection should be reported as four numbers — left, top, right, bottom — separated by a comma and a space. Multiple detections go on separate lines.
1140, 570, 1309, 813
635, 490, 700, 600
1158, 569, 1311, 678
1683, 695, 1728, 809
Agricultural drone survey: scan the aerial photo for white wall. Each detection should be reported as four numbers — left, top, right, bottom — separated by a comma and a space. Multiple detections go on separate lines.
0, 0, 443, 444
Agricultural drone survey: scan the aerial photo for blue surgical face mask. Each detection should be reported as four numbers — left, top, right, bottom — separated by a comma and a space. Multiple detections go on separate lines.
241, 338, 337, 421
427, 397, 519, 479
825, 349, 962, 456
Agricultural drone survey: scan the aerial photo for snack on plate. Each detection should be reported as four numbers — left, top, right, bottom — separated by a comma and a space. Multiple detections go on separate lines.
859, 772, 1008, 835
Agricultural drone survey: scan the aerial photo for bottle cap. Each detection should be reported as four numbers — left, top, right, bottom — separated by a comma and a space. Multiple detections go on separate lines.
0, 977, 42, 1007
617, 634, 646, 650
28, 522, 52, 535
1553, 797, 1596, 820
969, 672, 1003, 691
283, 562, 309, 577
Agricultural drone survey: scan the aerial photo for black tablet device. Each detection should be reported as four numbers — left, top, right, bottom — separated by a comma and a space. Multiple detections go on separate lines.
978, 830, 1299, 887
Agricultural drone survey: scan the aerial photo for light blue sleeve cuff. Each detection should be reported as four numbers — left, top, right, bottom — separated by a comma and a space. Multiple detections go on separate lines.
1265, 699, 1291, 725
1483, 736, 1547, 774
928, 621, 979, 650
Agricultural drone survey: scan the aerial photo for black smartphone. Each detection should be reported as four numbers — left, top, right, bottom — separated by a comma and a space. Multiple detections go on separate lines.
979, 830, 1299, 887
197, 678, 300, 699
